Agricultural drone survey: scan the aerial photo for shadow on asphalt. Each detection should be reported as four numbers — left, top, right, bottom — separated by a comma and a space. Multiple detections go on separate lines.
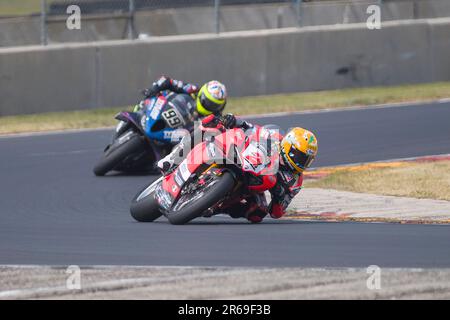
96, 171, 158, 177
131, 218, 330, 226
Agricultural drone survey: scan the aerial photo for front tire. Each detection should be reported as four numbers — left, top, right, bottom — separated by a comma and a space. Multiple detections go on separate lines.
93, 133, 145, 176
167, 171, 235, 225
130, 177, 164, 222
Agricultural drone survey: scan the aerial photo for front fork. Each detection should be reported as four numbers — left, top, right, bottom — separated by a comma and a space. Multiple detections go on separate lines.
202, 167, 244, 217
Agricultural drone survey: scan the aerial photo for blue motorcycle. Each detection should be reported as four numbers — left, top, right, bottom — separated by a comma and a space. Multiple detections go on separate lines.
93, 93, 196, 176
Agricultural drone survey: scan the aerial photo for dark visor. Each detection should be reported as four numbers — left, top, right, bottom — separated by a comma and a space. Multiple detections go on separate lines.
288, 146, 314, 169
200, 93, 225, 113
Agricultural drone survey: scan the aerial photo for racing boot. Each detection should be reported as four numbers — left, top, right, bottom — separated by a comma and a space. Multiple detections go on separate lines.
157, 135, 190, 174
245, 194, 269, 223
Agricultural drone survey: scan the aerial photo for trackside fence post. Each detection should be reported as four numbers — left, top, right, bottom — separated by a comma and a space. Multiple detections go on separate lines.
296, 0, 303, 27
214, 0, 220, 34
40, 0, 48, 45
128, 0, 136, 39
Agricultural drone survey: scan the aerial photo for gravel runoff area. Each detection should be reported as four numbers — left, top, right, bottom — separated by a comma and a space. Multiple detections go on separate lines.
288, 188, 450, 224
1, 266, 450, 300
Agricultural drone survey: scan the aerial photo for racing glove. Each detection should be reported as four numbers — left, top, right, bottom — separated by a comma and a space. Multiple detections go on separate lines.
142, 76, 171, 98
222, 113, 237, 129
142, 87, 158, 98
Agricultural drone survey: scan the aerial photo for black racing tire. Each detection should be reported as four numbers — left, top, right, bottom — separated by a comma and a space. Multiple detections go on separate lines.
130, 177, 163, 222
167, 171, 235, 225
93, 133, 145, 176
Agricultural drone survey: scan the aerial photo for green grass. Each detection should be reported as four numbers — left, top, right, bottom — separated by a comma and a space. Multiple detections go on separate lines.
226, 82, 450, 115
0, 0, 42, 16
1, 82, 450, 135
0, 107, 122, 134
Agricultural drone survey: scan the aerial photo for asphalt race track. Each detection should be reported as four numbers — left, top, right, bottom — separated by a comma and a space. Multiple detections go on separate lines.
1, 102, 450, 267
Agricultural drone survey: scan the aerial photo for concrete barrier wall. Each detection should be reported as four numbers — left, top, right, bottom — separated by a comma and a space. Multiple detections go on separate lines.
417, 0, 450, 19
1, 18, 450, 116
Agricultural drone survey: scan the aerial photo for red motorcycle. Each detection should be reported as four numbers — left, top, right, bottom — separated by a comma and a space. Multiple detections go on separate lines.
130, 118, 280, 225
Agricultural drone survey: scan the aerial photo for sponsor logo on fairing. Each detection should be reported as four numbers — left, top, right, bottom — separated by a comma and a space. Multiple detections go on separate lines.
174, 172, 184, 186
150, 98, 165, 119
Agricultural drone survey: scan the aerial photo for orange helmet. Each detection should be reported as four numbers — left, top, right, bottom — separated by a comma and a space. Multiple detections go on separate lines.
280, 127, 318, 173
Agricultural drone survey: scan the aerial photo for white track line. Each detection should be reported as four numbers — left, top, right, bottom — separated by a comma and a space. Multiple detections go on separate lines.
0, 126, 113, 139
0, 264, 241, 269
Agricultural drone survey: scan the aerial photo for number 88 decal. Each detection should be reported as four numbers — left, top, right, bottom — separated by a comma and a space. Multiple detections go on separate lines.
162, 108, 183, 128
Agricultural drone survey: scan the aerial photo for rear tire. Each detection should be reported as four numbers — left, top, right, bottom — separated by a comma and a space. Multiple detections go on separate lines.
130, 177, 163, 222
167, 172, 235, 225
93, 133, 145, 176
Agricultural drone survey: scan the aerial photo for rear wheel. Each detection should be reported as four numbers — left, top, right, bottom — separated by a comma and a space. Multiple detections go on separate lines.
93, 132, 145, 176
166, 171, 235, 225
130, 177, 164, 222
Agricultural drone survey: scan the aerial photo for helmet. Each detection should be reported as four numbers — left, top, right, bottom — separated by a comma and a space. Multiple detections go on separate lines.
280, 127, 318, 173
196, 80, 227, 116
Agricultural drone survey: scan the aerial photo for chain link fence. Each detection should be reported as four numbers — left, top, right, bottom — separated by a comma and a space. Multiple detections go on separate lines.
39, 0, 301, 45
46, 0, 298, 15
1, 0, 450, 47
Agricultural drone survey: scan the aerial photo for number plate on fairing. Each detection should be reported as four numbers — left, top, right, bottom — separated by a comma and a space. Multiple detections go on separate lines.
241, 143, 268, 173
162, 105, 185, 128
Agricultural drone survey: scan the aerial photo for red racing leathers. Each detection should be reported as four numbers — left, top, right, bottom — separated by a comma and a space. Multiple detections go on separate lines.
223, 144, 304, 223
215, 120, 304, 223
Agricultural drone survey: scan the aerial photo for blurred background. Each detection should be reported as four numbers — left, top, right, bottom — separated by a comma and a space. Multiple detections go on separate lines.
1, 0, 450, 46
0, 0, 450, 116
1, 2, 450, 284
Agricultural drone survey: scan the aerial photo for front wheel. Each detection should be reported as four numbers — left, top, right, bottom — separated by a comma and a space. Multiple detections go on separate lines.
166, 171, 235, 225
130, 177, 164, 222
93, 132, 145, 176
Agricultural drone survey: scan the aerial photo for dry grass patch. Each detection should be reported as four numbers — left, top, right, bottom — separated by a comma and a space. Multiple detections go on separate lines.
1, 82, 450, 135
305, 161, 450, 201
0, 0, 41, 16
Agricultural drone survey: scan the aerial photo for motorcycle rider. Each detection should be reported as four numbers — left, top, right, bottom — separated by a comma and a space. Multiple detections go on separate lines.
148, 78, 318, 223
229, 126, 318, 223
138, 75, 238, 163
160, 112, 318, 223
145, 76, 241, 171
138, 75, 229, 118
